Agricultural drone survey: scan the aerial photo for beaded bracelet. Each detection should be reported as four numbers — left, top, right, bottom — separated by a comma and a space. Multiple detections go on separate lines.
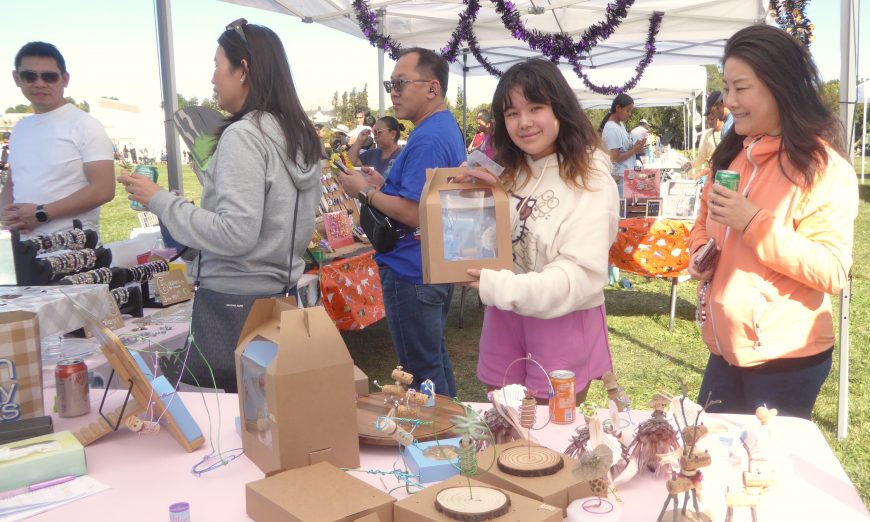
27, 228, 89, 254
61, 266, 112, 285
111, 287, 130, 306
45, 248, 98, 276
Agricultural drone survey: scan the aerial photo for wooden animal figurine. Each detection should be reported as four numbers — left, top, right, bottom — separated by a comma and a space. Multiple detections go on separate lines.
601, 371, 630, 413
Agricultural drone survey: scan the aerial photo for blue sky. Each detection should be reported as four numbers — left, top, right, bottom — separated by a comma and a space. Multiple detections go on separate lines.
0, 1, 866, 113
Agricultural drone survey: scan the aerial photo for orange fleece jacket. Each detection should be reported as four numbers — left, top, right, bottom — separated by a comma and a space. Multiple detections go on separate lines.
689, 135, 858, 367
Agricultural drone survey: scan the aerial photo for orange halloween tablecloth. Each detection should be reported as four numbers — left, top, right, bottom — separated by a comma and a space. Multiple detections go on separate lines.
609, 218, 693, 277
317, 249, 385, 330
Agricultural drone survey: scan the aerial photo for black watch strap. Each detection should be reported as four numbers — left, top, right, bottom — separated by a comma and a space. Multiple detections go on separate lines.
35, 204, 49, 223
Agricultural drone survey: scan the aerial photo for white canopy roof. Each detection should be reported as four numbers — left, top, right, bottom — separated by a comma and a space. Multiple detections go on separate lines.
570, 64, 707, 108
222, 0, 767, 77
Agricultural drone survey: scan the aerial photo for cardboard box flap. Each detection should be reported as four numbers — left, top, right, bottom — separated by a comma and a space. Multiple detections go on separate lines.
238, 297, 297, 347
275, 307, 353, 373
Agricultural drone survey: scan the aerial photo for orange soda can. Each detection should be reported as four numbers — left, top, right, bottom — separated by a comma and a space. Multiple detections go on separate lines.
548, 370, 576, 424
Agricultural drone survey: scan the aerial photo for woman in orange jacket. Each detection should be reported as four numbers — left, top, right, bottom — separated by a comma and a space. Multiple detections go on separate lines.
688, 25, 858, 419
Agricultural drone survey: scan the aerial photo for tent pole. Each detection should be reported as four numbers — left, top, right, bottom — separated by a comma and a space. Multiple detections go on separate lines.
862, 86, 866, 184
377, 9, 386, 117
462, 51, 468, 143
155, 0, 182, 193
836, 0, 857, 441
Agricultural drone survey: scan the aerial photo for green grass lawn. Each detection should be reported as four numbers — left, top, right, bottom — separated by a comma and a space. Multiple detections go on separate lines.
100, 163, 870, 507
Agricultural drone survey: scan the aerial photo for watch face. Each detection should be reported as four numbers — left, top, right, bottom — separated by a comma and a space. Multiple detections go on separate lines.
36, 208, 48, 222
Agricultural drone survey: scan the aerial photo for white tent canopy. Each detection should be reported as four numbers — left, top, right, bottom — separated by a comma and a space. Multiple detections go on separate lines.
222, 0, 767, 76
571, 64, 706, 109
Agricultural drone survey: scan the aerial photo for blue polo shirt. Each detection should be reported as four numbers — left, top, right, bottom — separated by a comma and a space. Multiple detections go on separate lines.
375, 110, 466, 283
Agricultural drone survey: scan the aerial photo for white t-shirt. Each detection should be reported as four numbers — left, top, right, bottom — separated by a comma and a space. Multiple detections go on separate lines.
601, 120, 634, 176
629, 125, 649, 144
8, 103, 113, 236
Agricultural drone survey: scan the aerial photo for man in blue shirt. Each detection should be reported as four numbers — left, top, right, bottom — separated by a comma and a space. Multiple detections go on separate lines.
339, 47, 466, 397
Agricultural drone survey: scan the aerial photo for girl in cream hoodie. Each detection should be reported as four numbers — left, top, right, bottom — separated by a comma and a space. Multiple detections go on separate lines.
464, 59, 619, 402
688, 25, 858, 419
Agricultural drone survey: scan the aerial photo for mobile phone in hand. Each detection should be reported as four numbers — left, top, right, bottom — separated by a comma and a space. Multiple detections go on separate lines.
332, 161, 350, 175
694, 238, 719, 273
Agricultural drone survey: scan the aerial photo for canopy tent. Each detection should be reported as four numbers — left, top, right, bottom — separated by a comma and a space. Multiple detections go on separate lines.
151, 0, 858, 438
221, 0, 767, 77
573, 64, 707, 109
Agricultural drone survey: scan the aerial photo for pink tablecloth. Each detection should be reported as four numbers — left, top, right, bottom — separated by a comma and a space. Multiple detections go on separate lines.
36, 393, 869, 521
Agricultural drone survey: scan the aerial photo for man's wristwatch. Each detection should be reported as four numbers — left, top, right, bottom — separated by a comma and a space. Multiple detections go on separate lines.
357, 187, 375, 206
35, 204, 49, 223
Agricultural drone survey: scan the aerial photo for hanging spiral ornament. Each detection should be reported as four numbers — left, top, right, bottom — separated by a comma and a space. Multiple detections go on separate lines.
520, 396, 537, 430
458, 441, 478, 477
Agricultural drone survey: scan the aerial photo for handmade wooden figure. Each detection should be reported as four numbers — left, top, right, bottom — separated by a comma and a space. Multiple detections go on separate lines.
741, 406, 779, 488
482, 407, 522, 447
495, 388, 565, 477
656, 389, 719, 522
601, 371, 631, 414
626, 392, 679, 475
569, 415, 617, 502
435, 406, 511, 521
565, 401, 630, 486
376, 365, 420, 417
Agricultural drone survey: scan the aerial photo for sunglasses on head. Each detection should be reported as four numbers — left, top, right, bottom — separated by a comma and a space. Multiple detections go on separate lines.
17, 70, 61, 84
226, 18, 249, 47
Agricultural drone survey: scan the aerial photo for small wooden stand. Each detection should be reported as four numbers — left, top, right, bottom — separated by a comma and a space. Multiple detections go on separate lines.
497, 445, 565, 477
435, 486, 511, 522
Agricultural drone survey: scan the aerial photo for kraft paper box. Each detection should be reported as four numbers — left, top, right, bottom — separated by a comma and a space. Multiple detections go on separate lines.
0, 310, 43, 423
393, 475, 562, 522
236, 299, 360, 475
354, 365, 369, 397
0, 430, 86, 491
246, 461, 394, 522
420, 167, 512, 284
474, 440, 592, 515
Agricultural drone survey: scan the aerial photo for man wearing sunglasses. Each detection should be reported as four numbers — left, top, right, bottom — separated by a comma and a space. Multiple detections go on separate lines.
1, 42, 114, 236
339, 47, 465, 398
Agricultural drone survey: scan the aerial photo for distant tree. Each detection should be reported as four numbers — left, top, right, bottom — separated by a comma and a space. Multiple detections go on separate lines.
5, 104, 32, 113
705, 65, 723, 93
104, 96, 120, 101
64, 97, 89, 112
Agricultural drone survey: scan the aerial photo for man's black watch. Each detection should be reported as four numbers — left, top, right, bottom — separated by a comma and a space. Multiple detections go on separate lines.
35, 204, 49, 223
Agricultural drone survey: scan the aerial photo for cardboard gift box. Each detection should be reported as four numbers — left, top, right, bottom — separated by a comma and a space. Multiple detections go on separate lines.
402, 437, 462, 483
393, 475, 562, 522
419, 167, 512, 284
246, 461, 395, 522
0, 430, 86, 492
236, 299, 360, 475
473, 440, 592, 516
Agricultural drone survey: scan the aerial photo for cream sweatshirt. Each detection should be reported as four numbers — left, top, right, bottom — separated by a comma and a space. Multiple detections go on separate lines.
478, 150, 618, 318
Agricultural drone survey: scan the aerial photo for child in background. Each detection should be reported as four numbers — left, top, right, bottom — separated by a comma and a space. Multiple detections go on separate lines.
463, 59, 619, 402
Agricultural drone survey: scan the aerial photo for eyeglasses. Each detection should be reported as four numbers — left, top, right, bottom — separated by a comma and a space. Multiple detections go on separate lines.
373, 129, 387, 136
17, 70, 61, 84
383, 78, 431, 94
226, 18, 249, 48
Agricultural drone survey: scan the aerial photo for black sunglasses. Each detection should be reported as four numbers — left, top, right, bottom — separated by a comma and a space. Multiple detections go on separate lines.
17, 70, 61, 84
383, 78, 431, 94
226, 18, 249, 47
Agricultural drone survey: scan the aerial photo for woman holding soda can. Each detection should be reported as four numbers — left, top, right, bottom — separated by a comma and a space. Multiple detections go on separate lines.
687, 25, 858, 419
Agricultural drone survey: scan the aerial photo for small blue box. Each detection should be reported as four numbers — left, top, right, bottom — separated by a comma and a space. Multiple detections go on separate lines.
402, 437, 462, 483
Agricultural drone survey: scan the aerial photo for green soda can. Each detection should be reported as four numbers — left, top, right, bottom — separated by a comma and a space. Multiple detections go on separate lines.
715, 170, 740, 191
130, 165, 158, 211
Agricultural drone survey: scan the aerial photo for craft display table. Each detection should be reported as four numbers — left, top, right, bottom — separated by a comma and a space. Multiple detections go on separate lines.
0, 285, 114, 338
33, 392, 869, 521
609, 218, 694, 331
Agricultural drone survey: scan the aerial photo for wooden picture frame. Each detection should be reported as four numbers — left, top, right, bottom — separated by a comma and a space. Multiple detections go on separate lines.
645, 198, 663, 218
65, 292, 204, 452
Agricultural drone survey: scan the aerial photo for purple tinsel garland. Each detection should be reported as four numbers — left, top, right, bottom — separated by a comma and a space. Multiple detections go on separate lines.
351, 0, 664, 95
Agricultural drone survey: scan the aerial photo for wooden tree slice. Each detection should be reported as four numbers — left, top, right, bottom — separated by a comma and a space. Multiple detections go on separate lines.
357, 392, 466, 446
435, 486, 511, 522
497, 445, 564, 477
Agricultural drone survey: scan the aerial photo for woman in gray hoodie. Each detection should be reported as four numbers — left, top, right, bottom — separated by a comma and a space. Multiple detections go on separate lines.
119, 20, 322, 392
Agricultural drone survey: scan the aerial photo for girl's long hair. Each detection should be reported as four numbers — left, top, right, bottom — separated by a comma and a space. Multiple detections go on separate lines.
214, 23, 321, 169
491, 59, 602, 190
710, 24, 844, 187
598, 93, 634, 132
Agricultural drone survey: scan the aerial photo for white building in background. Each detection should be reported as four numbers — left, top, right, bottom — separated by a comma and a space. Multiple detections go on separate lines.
306, 108, 333, 125
90, 98, 171, 159
0, 112, 30, 133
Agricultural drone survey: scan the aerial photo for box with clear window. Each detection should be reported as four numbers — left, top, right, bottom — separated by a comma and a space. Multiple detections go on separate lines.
420, 167, 512, 283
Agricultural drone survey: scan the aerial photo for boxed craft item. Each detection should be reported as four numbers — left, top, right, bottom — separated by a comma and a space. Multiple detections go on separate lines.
0, 430, 86, 492
246, 461, 395, 522
236, 299, 360, 475
419, 167, 512, 284
474, 440, 592, 515
0, 310, 43, 422
354, 365, 369, 397
394, 475, 562, 522
402, 437, 462, 483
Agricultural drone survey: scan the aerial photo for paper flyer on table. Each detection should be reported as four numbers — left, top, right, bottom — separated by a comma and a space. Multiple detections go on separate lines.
0, 476, 110, 521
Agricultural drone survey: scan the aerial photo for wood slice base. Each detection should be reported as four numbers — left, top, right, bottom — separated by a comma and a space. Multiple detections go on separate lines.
497, 445, 564, 477
357, 392, 467, 446
435, 486, 511, 522
660, 510, 712, 522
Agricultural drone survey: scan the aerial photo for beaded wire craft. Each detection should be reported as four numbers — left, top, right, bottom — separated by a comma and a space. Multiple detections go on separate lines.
27, 228, 89, 254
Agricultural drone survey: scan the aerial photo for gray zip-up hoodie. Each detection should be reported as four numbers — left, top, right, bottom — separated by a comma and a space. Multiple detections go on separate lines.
149, 111, 320, 295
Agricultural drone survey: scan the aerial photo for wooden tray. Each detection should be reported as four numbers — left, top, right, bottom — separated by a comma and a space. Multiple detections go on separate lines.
357, 392, 466, 446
